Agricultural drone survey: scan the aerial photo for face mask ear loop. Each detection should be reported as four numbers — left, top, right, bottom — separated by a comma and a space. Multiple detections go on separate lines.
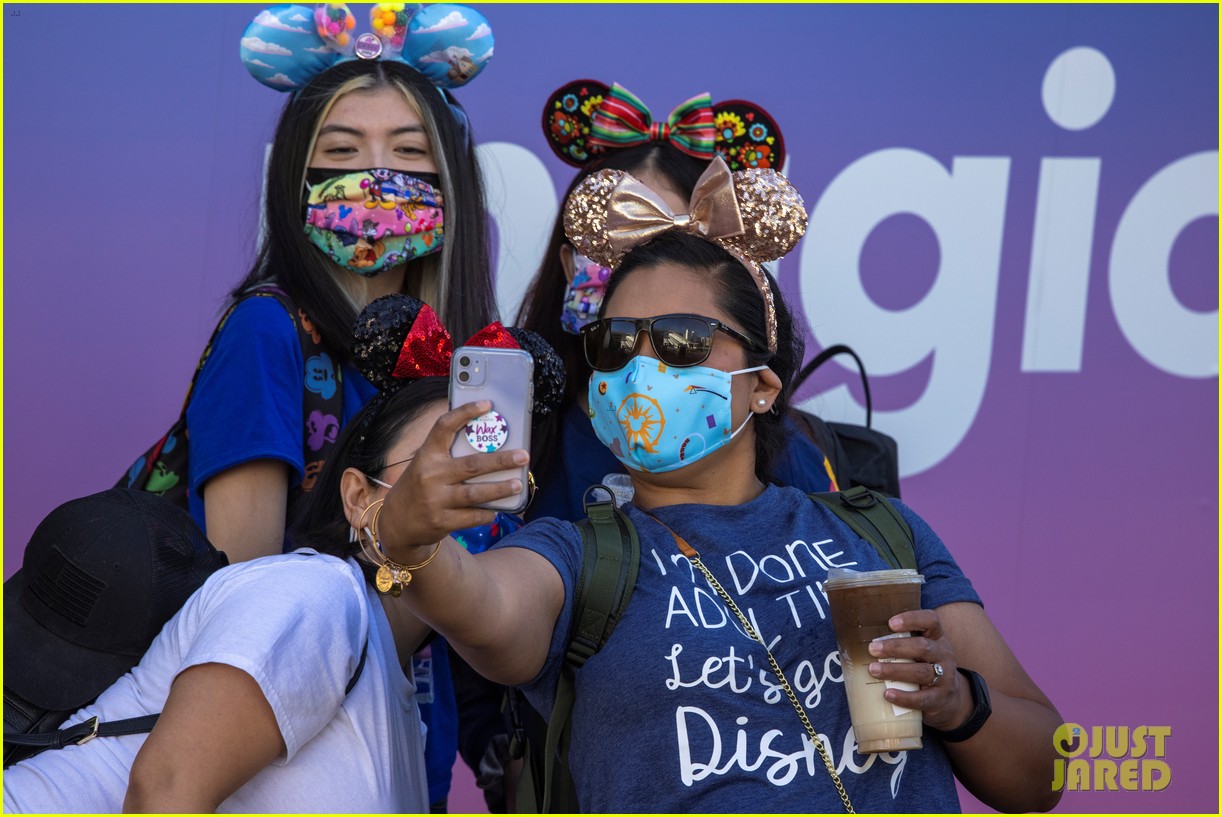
726, 365, 768, 440
729, 410, 754, 442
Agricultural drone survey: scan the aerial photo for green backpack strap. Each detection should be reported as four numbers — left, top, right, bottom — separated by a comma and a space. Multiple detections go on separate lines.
529, 486, 640, 813
810, 485, 917, 571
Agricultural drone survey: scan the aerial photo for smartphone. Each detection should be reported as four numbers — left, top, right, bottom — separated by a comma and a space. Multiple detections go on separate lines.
448, 345, 534, 512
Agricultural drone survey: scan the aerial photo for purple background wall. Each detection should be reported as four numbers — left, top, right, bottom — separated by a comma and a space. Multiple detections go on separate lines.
4, 4, 1216, 812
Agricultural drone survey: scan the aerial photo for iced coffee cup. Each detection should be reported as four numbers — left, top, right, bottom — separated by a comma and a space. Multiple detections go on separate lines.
825, 567, 926, 753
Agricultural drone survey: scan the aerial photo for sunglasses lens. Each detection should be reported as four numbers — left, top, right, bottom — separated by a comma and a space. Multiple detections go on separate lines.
585, 319, 640, 371
651, 316, 714, 368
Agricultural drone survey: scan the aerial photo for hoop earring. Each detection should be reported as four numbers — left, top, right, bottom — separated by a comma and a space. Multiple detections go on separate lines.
356, 498, 443, 596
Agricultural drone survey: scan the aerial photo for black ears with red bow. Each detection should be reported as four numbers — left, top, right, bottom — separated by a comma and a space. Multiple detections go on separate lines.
353, 294, 565, 420
542, 78, 786, 173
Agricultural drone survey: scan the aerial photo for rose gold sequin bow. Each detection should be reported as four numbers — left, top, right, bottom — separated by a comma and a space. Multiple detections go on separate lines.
563, 155, 807, 353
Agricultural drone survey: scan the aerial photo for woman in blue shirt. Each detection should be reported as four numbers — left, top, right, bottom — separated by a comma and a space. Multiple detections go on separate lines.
190, 7, 497, 565
371, 161, 1063, 813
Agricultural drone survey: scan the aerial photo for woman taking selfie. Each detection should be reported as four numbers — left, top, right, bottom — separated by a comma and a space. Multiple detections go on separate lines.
368, 157, 1064, 812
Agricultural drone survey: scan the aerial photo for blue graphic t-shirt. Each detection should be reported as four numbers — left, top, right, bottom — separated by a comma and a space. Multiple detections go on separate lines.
528, 401, 838, 524
498, 484, 981, 813
185, 296, 378, 534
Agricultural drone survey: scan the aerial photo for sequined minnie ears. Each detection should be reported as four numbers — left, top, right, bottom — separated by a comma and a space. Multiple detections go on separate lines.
352, 294, 565, 419
563, 156, 807, 354
543, 79, 785, 172
241, 2, 493, 92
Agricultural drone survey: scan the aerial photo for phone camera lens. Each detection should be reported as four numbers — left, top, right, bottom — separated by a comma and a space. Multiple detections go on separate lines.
458, 370, 470, 384
458, 355, 471, 367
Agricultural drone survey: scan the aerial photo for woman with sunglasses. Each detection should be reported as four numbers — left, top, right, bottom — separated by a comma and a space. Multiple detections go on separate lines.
516, 80, 838, 525
368, 158, 1063, 813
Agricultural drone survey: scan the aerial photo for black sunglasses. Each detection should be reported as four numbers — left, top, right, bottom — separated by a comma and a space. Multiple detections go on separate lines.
581, 313, 766, 372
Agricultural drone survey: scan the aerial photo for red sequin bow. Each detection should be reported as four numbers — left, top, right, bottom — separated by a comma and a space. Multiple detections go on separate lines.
392, 304, 519, 379
588, 83, 715, 160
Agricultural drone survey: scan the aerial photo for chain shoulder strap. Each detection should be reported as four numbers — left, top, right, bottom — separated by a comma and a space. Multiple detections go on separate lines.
646, 512, 856, 814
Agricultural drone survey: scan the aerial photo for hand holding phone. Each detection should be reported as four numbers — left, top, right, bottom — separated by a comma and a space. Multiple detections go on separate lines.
448, 346, 534, 512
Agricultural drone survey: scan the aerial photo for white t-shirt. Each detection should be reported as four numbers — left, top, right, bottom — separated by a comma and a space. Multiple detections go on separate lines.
3, 551, 429, 814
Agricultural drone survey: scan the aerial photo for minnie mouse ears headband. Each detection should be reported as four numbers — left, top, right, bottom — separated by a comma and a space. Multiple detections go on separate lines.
564, 155, 807, 354
543, 79, 785, 172
241, 2, 493, 92
352, 294, 565, 419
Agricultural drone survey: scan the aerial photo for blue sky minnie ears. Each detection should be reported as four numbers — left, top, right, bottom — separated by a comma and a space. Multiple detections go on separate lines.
241, 3, 494, 91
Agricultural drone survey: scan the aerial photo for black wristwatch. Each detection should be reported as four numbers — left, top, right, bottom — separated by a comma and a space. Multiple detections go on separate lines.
926, 667, 992, 743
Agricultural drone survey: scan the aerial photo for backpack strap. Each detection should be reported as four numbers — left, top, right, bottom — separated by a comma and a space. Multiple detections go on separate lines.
809, 486, 916, 571
4, 638, 368, 757
526, 487, 639, 813
793, 344, 874, 427
255, 287, 345, 501
3, 714, 161, 751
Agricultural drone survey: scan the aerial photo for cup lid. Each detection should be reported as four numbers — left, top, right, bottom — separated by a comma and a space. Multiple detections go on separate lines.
824, 567, 925, 589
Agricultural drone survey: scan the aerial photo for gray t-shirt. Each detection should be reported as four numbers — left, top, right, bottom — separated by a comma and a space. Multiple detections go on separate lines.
502, 484, 981, 813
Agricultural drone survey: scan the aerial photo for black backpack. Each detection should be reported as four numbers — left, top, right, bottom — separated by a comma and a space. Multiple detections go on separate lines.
3, 489, 230, 767
514, 485, 916, 812
789, 344, 902, 498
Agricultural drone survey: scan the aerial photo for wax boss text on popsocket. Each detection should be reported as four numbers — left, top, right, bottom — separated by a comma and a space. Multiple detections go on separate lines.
465, 411, 509, 452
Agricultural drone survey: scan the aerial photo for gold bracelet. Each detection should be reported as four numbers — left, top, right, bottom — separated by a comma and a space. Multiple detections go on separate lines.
398, 539, 443, 571
365, 501, 444, 596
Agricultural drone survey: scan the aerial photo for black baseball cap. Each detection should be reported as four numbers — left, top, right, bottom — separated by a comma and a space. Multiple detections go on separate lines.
4, 488, 228, 711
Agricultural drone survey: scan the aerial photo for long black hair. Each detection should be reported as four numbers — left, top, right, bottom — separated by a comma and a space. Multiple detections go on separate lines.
290, 377, 450, 563
605, 232, 803, 483
233, 59, 496, 364
516, 143, 707, 486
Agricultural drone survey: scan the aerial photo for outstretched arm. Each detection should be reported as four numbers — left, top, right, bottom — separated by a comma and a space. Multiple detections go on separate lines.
867, 602, 1063, 812
124, 663, 284, 813
378, 401, 566, 685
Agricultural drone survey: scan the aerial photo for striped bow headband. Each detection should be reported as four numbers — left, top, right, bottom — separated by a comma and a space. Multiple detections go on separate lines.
542, 79, 786, 172
588, 84, 714, 159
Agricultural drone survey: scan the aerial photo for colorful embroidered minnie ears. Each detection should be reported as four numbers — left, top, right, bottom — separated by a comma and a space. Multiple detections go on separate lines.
542, 79, 786, 173
352, 294, 565, 419
241, 2, 493, 92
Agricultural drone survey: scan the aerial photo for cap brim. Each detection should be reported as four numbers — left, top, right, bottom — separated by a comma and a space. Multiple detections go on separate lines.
3, 571, 141, 712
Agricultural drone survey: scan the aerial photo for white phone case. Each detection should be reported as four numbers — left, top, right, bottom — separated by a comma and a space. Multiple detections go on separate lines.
448, 346, 534, 512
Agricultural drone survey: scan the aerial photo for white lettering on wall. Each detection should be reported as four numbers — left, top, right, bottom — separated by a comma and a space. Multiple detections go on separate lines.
1109, 151, 1219, 378
798, 148, 1010, 476
476, 142, 557, 322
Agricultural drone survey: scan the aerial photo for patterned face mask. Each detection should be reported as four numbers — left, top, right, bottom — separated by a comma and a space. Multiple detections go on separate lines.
304, 168, 444, 276
587, 355, 766, 473
560, 250, 612, 335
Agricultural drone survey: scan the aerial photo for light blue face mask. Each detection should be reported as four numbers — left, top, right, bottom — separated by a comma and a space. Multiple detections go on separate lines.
587, 355, 767, 473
